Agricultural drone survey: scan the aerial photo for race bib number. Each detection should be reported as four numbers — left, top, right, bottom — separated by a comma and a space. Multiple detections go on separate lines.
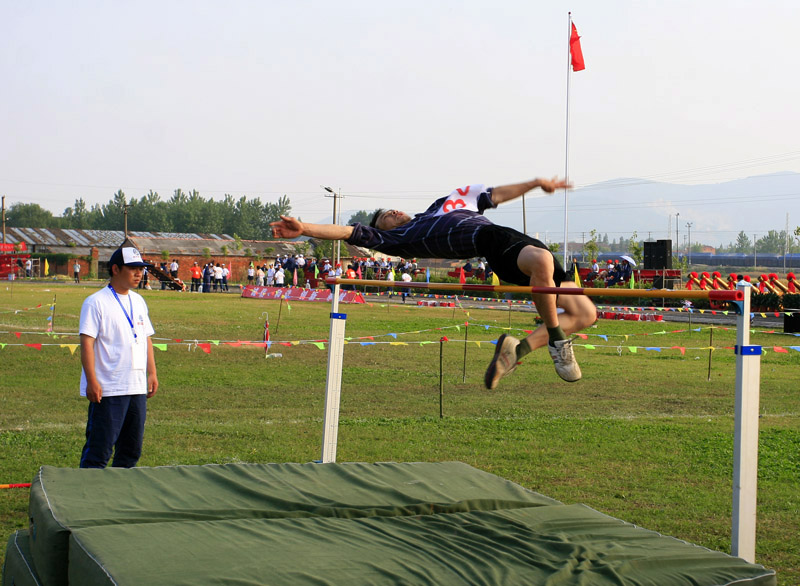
434, 185, 483, 216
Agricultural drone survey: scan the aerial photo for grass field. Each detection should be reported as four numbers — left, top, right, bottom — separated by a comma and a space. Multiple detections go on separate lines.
1, 281, 798, 583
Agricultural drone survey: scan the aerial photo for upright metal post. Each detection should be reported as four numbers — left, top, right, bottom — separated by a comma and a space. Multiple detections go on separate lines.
732, 284, 761, 563
321, 285, 346, 463
562, 12, 573, 267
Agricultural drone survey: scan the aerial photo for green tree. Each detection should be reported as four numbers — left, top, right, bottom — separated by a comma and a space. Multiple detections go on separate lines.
5, 202, 58, 227
62, 198, 90, 229
130, 190, 170, 232
347, 210, 379, 226
756, 230, 787, 254
263, 195, 292, 237
584, 229, 600, 262
97, 190, 128, 230
734, 231, 751, 253
627, 231, 643, 264
312, 239, 334, 259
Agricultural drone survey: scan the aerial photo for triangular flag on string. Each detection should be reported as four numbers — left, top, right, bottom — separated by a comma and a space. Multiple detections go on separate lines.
60, 344, 79, 355
153, 344, 168, 351
197, 343, 211, 354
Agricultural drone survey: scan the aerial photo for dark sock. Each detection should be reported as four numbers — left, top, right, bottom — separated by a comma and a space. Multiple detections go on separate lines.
516, 338, 533, 360
547, 326, 567, 346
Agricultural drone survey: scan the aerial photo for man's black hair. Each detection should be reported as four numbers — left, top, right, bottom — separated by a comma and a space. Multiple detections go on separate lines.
370, 209, 386, 229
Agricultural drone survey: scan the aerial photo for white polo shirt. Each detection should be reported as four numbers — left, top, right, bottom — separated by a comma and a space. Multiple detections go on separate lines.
79, 286, 154, 397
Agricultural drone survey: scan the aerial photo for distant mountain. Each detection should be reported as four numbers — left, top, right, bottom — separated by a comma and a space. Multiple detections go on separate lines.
331, 172, 800, 249
480, 172, 800, 247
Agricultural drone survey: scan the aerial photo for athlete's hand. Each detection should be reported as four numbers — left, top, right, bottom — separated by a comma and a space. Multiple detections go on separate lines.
537, 177, 572, 193
270, 216, 304, 239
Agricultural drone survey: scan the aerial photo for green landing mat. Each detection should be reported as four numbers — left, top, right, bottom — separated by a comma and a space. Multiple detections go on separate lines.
16, 461, 774, 586
2, 531, 42, 586
68, 505, 776, 586
26, 461, 557, 586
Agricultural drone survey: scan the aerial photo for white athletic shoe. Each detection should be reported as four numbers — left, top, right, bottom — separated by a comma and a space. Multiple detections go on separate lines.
484, 334, 520, 390
548, 338, 582, 382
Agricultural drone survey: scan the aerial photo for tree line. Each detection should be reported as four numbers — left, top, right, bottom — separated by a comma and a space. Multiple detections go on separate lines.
715, 229, 799, 255
8, 197, 800, 255
5, 190, 292, 241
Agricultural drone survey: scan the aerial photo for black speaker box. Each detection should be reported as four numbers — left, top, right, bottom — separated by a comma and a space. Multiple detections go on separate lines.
644, 240, 673, 269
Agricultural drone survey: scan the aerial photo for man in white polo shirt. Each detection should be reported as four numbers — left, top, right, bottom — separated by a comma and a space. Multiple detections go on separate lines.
79, 244, 159, 468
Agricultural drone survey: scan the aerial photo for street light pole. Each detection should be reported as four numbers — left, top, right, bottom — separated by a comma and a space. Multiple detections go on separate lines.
322, 186, 342, 268
675, 212, 680, 260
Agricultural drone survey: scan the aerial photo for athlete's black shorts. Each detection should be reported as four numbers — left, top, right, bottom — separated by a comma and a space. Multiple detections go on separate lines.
476, 224, 567, 287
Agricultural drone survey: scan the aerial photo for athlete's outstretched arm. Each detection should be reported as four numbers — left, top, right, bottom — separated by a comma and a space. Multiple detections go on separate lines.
270, 215, 354, 241
491, 177, 572, 205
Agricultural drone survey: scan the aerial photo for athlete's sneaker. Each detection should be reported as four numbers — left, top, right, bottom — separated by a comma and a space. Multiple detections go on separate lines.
548, 338, 582, 382
484, 334, 520, 390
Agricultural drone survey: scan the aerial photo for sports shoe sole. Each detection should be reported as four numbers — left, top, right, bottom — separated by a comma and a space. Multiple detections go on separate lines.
484, 334, 519, 390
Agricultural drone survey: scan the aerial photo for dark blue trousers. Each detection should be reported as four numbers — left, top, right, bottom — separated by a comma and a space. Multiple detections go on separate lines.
80, 394, 147, 469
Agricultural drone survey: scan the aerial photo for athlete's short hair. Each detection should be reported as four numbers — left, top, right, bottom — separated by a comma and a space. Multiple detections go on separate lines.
370, 209, 386, 229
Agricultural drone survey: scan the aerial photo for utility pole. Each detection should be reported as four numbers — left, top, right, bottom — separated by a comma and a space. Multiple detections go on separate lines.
123, 203, 130, 238
675, 212, 680, 260
581, 231, 585, 261
686, 222, 693, 266
2, 195, 6, 245
753, 234, 757, 268
784, 212, 790, 273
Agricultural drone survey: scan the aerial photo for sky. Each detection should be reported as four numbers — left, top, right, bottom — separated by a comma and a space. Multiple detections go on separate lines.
2, 0, 800, 244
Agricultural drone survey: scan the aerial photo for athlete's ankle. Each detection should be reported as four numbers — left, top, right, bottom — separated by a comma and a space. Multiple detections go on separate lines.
547, 325, 566, 346
516, 338, 533, 360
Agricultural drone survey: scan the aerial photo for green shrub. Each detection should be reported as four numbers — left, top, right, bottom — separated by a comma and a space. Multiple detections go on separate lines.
751, 292, 781, 311
781, 293, 800, 311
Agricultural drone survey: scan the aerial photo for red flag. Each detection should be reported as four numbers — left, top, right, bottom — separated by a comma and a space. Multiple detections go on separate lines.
459, 267, 466, 285
570, 22, 585, 72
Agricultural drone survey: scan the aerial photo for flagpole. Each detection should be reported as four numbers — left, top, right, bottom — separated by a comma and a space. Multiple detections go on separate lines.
563, 11, 573, 268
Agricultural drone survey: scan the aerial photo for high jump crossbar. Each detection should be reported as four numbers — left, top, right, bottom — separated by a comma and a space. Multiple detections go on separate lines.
324, 278, 744, 302
319, 279, 761, 564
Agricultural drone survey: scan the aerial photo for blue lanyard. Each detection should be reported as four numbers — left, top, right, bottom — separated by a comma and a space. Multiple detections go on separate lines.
108, 284, 137, 340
